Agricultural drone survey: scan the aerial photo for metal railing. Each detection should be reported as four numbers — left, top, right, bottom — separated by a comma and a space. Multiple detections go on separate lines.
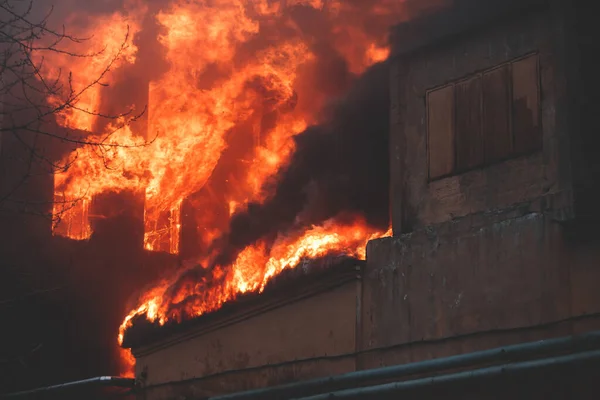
211, 330, 600, 400
0, 376, 135, 399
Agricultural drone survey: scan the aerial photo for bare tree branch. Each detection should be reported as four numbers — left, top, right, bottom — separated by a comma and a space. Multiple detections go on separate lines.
0, 0, 154, 222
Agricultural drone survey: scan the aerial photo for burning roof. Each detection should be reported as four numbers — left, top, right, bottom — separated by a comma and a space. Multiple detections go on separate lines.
36, 0, 442, 377
118, 221, 390, 350
121, 255, 363, 350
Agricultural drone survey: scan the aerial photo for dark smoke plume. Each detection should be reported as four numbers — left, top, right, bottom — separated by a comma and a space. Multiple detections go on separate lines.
0, 0, 446, 391
212, 60, 391, 267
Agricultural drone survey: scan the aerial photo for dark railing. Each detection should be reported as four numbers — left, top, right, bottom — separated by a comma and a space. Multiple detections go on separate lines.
210, 330, 600, 400
4, 331, 600, 399
293, 350, 600, 399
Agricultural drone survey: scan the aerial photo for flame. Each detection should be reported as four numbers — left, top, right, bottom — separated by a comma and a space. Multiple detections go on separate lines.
118, 218, 391, 343
42, 10, 143, 132
42, 0, 415, 378
50, 1, 319, 253
116, 218, 390, 375
366, 43, 391, 65
49, 0, 399, 252
119, 347, 136, 378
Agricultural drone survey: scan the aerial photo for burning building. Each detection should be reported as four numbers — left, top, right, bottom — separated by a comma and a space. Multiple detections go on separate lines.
3, 0, 399, 391
3, 0, 600, 398
115, 0, 600, 398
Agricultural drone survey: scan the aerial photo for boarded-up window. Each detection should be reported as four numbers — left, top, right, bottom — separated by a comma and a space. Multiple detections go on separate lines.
427, 85, 455, 179
455, 76, 483, 171
483, 65, 512, 163
512, 55, 542, 154
427, 53, 541, 180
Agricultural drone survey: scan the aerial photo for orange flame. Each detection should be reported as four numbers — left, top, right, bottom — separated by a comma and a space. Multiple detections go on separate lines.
49, 0, 399, 252
118, 219, 391, 343
50, 2, 320, 253
42, 0, 417, 378
43, 11, 142, 132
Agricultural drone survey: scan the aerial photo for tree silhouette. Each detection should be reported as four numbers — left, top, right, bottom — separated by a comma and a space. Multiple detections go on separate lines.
0, 0, 150, 225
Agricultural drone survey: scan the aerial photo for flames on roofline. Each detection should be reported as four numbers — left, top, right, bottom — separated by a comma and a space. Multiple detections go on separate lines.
118, 220, 391, 345
121, 254, 364, 349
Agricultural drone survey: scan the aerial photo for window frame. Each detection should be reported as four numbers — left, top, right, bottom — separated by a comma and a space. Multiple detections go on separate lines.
426, 52, 542, 182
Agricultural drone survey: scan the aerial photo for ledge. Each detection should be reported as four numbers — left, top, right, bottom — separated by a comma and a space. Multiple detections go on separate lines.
123, 256, 364, 355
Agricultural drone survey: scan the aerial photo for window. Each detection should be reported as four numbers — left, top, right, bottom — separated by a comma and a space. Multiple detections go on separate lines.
427, 53, 542, 180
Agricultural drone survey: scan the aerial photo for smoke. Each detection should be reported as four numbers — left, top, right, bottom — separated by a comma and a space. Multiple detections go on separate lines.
213, 60, 390, 267
0, 0, 452, 389
164, 1, 408, 264
145, 59, 391, 322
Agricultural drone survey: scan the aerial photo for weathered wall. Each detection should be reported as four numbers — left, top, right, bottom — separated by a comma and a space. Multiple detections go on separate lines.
134, 276, 361, 399
361, 209, 600, 367
125, 3, 600, 399
361, 0, 600, 373
557, 0, 600, 223
390, 6, 570, 234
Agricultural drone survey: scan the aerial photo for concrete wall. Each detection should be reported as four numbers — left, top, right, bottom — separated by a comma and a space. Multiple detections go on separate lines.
133, 271, 361, 399
390, 6, 571, 234
127, 3, 600, 399
362, 209, 600, 367
362, 0, 600, 374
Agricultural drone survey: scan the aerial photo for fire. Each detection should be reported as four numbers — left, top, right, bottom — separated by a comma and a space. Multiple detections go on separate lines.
366, 43, 392, 65
42, 11, 142, 132
48, 0, 402, 253
50, 1, 319, 253
118, 218, 391, 344
116, 218, 390, 375
41, 0, 415, 378
119, 348, 137, 378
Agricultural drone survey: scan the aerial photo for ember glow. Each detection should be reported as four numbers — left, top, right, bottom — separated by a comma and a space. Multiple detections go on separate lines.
41, 0, 422, 377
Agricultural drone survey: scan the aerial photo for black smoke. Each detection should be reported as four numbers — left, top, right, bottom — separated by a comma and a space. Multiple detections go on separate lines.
212, 60, 390, 267
0, 0, 431, 393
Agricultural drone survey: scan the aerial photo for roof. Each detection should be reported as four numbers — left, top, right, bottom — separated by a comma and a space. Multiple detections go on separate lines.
122, 255, 364, 351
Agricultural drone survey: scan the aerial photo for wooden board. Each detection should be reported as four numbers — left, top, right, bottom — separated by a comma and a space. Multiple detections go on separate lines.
456, 76, 483, 171
512, 54, 542, 154
483, 66, 512, 163
427, 85, 456, 179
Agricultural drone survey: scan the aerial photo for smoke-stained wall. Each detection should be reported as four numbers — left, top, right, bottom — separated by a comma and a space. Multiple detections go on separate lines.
364, 0, 600, 377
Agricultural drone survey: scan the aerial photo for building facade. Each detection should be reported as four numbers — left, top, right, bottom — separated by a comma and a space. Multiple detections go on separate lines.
125, 1, 600, 399
364, 0, 600, 376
